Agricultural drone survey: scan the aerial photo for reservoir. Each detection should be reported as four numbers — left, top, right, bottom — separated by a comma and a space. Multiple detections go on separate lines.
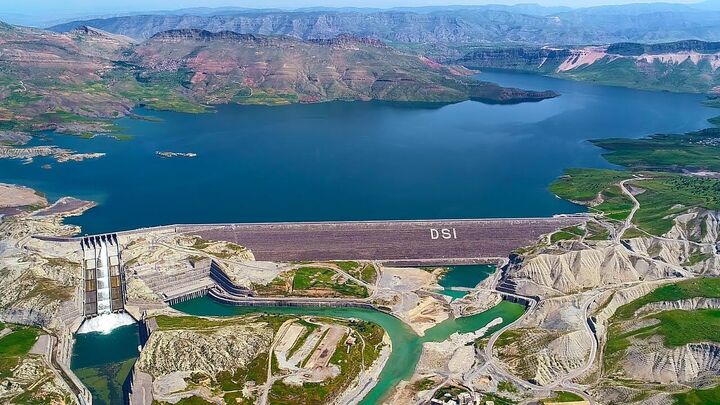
0, 72, 715, 234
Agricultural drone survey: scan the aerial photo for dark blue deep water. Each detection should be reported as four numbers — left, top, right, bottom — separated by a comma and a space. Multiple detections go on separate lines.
1, 71, 716, 234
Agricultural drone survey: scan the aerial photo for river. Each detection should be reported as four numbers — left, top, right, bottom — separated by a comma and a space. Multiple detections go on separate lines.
69, 265, 516, 404
1, 72, 715, 234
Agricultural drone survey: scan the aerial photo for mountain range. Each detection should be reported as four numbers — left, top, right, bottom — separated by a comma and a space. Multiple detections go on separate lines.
47, 3, 720, 46
0, 23, 556, 137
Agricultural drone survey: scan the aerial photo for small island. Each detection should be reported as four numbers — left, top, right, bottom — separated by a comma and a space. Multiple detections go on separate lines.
155, 151, 197, 158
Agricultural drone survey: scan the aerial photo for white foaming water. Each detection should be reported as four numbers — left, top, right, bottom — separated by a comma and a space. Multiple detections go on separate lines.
77, 312, 136, 334
95, 241, 112, 315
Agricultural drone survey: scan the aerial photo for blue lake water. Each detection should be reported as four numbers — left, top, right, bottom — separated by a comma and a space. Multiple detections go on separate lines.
0, 71, 715, 234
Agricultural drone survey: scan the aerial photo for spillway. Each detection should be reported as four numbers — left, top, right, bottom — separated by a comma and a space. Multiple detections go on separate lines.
81, 234, 126, 318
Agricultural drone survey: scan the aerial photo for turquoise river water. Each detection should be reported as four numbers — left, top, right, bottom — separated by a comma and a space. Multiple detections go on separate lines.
69, 265, 519, 404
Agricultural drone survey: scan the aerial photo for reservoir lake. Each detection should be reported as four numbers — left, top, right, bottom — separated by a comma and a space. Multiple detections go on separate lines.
1, 71, 716, 234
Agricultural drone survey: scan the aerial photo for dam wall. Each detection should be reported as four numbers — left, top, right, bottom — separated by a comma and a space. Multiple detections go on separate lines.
209, 260, 253, 297
165, 288, 211, 305
181, 217, 583, 263
208, 288, 376, 310
44, 216, 584, 264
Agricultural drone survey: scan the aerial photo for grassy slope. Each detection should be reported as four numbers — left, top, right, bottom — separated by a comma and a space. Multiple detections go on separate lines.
605, 279, 720, 375
549, 168, 632, 202
292, 267, 369, 298
561, 57, 718, 94
673, 385, 720, 405
613, 278, 720, 320
0, 325, 39, 377
591, 129, 720, 172
631, 174, 720, 235
549, 130, 720, 236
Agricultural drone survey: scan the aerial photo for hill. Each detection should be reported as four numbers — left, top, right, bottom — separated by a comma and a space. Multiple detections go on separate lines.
0, 23, 556, 137
457, 40, 720, 93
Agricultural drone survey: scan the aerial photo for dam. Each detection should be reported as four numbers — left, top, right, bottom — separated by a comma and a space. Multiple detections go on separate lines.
175, 216, 583, 265
81, 234, 126, 317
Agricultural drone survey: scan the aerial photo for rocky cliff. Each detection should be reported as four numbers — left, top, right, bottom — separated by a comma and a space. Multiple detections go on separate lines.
137, 321, 273, 377
457, 40, 720, 93
509, 243, 676, 296
623, 341, 720, 385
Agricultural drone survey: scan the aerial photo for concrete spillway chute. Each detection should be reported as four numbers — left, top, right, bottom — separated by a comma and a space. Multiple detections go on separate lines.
80, 233, 126, 318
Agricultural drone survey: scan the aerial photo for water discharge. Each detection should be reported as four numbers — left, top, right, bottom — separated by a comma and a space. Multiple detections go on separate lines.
95, 241, 111, 315
77, 313, 136, 335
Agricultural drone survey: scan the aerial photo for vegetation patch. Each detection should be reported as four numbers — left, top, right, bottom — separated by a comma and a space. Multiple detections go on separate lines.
541, 390, 585, 403
216, 351, 268, 391
549, 168, 631, 203
550, 226, 584, 244
605, 279, 720, 373
0, 325, 39, 376
591, 128, 720, 172
630, 174, 720, 235
413, 377, 436, 391
613, 278, 720, 321
552, 168, 720, 236
292, 267, 368, 298
650, 309, 720, 347
672, 384, 720, 405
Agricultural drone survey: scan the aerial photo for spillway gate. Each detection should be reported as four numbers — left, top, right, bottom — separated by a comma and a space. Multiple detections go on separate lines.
81, 234, 126, 317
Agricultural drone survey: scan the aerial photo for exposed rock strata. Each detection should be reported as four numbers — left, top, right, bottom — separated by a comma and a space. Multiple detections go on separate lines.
137, 322, 273, 377
510, 243, 676, 296
623, 340, 720, 385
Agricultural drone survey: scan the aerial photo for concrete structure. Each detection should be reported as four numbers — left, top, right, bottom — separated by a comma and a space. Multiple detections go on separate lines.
80, 234, 126, 317
180, 216, 583, 264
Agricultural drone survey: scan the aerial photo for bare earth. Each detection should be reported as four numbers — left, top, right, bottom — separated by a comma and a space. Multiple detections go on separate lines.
0, 183, 47, 209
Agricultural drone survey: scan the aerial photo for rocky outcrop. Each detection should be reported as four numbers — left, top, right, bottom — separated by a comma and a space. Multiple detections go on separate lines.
0, 146, 105, 164
137, 322, 273, 377
623, 341, 720, 384
457, 40, 720, 93
636, 298, 720, 317
451, 289, 502, 317
607, 40, 720, 56
497, 294, 594, 385
511, 244, 675, 296
665, 209, 720, 246
0, 131, 32, 146
150, 29, 258, 42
